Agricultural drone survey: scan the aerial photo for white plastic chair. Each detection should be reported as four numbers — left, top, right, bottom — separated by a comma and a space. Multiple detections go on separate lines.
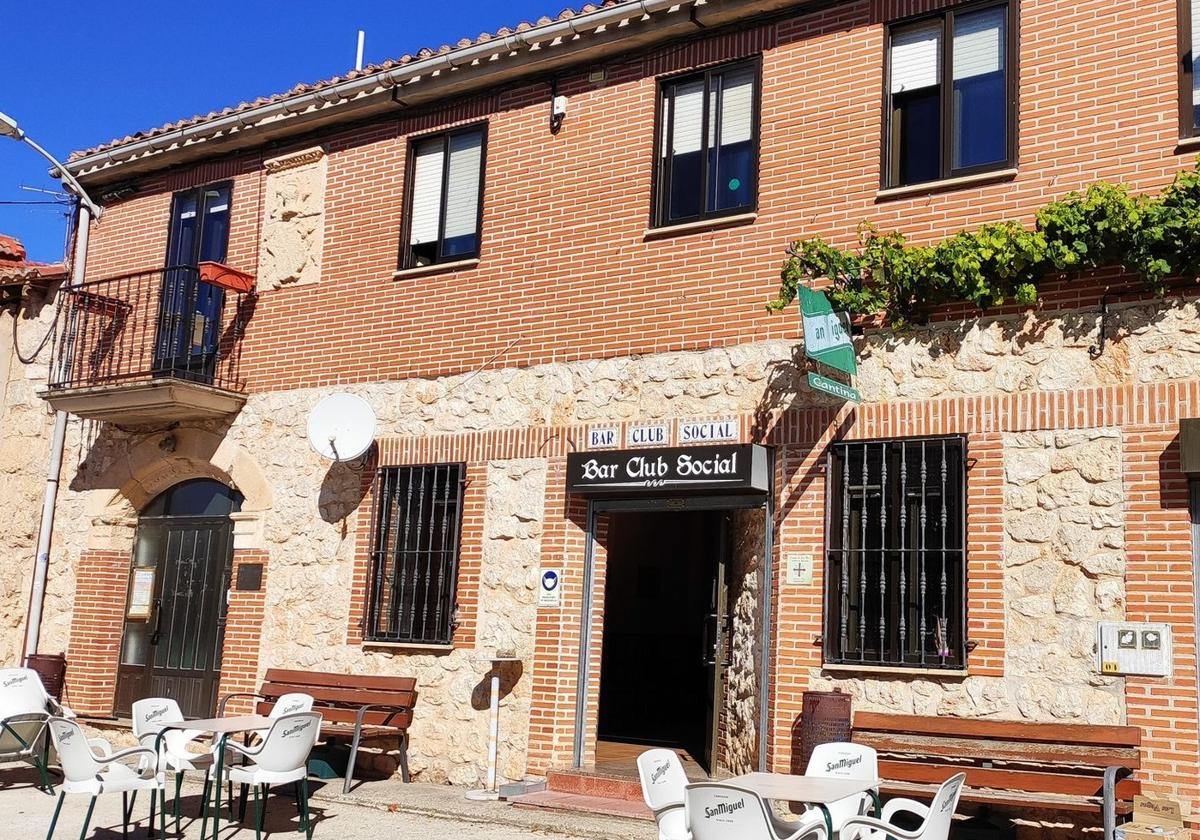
224, 712, 322, 840
230, 692, 316, 816
45, 716, 164, 840
685, 782, 827, 840
779, 743, 879, 837
839, 772, 966, 840
637, 748, 691, 840
0, 667, 67, 794
132, 697, 215, 830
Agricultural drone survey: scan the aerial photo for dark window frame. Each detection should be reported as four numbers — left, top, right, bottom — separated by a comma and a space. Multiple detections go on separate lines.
651, 55, 763, 228
1180, 0, 1199, 138
882, 0, 1018, 189
365, 463, 467, 646
398, 122, 489, 270
823, 436, 968, 670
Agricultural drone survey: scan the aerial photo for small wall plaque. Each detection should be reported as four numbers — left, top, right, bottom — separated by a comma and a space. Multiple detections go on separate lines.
235, 563, 264, 592
126, 568, 156, 620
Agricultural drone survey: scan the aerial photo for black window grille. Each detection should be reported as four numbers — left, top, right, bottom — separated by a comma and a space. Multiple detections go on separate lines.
825, 437, 966, 669
367, 464, 465, 645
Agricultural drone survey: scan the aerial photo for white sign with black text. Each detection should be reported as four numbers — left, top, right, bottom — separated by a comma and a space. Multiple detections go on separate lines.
587, 427, 619, 449
679, 419, 738, 444
626, 424, 670, 448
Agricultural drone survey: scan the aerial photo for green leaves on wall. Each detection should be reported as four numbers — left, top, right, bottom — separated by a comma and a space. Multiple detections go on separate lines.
768, 161, 1200, 326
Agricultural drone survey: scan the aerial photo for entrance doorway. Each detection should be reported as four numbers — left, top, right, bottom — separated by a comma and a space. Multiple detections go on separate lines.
597, 509, 728, 774
114, 479, 243, 718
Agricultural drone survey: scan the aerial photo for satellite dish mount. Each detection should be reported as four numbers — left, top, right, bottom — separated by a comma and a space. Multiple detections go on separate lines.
307, 393, 377, 465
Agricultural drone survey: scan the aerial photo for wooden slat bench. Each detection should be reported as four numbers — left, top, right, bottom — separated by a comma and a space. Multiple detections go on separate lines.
853, 713, 1142, 839
221, 669, 417, 794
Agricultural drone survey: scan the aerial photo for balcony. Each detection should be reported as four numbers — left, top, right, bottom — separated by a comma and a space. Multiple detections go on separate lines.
41, 265, 255, 425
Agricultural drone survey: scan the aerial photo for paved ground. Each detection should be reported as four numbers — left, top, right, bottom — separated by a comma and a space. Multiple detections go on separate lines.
3, 765, 658, 840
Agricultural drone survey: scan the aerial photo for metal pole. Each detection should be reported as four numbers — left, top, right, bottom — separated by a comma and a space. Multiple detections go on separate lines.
486, 670, 500, 791
22, 204, 91, 660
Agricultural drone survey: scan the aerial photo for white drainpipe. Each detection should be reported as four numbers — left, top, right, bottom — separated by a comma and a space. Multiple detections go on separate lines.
22, 203, 91, 660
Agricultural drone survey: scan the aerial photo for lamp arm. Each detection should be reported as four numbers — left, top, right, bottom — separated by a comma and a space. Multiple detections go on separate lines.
18, 134, 102, 219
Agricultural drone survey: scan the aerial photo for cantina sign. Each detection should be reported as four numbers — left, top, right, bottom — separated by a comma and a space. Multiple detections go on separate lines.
567, 444, 770, 496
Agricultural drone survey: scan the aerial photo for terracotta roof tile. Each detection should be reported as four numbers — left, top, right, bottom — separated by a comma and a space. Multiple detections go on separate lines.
69, 1, 629, 163
0, 233, 68, 285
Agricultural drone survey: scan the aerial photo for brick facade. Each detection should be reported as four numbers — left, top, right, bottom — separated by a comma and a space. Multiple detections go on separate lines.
7, 0, 1198, 832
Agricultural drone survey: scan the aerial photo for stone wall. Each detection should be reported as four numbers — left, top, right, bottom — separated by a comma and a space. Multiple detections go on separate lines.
721, 507, 764, 775
0, 292, 60, 665
809, 427, 1127, 725
0, 291, 1196, 789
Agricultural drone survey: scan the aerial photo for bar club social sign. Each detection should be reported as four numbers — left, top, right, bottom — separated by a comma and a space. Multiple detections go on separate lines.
567, 444, 770, 497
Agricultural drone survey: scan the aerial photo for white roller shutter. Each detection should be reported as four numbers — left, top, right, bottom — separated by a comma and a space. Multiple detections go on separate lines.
953, 8, 1005, 81
671, 79, 705, 155
891, 22, 942, 94
714, 67, 755, 147
408, 139, 444, 245
443, 131, 483, 240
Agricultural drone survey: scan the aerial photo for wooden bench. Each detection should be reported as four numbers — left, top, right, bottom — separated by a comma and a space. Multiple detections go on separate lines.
221, 669, 417, 794
853, 713, 1142, 839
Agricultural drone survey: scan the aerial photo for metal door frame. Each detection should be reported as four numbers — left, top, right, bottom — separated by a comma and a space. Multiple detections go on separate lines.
572, 482, 776, 773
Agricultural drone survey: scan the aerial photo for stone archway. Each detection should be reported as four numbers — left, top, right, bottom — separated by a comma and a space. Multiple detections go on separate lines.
66, 428, 273, 716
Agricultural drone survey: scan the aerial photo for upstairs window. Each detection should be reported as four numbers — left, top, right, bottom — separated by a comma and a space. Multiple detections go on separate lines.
366, 464, 465, 645
1181, 0, 1200, 136
825, 437, 966, 670
654, 59, 760, 227
401, 125, 486, 269
886, 2, 1014, 188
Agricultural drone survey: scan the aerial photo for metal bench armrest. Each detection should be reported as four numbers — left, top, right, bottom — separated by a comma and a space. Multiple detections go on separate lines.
352, 702, 411, 730
1103, 765, 1134, 840
218, 692, 266, 717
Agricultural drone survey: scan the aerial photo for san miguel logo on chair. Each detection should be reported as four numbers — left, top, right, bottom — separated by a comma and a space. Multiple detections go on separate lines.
283, 720, 313, 738
704, 799, 747, 819
3, 674, 29, 689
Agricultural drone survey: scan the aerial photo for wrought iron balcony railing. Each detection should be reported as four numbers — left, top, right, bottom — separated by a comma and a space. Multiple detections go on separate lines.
49, 265, 253, 393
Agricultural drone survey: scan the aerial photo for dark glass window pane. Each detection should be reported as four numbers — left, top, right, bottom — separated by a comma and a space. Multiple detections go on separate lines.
896, 88, 942, 186
952, 8, 1007, 170
143, 478, 244, 517
199, 186, 231, 263
708, 66, 755, 213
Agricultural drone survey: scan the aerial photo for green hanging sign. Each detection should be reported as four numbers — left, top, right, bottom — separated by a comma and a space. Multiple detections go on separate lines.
798, 286, 857, 376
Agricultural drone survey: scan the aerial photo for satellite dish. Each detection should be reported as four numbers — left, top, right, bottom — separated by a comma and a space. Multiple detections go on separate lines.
307, 393, 376, 462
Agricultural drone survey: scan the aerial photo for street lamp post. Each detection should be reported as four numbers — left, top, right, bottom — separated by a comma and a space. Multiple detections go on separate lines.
0, 110, 99, 660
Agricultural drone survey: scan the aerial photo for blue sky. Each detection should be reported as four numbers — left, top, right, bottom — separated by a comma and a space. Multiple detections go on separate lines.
0, 0, 558, 261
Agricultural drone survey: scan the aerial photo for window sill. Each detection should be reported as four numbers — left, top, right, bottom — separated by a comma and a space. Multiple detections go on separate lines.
1175, 136, 1200, 155
821, 663, 969, 679
362, 641, 455, 653
392, 258, 480, 280
643, 212, 757, 240
875, 168, 1018, 202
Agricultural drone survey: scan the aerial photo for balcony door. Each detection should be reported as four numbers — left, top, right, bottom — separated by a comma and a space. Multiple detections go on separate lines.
154, 183, 232, 383
115, 479, 242, 719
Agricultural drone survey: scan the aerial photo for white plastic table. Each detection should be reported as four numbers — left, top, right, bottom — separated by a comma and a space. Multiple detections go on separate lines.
156, 714, 275, 840
726, 772, 881, 838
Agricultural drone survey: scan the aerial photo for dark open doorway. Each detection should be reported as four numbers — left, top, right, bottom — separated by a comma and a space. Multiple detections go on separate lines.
597, 509, 728, 774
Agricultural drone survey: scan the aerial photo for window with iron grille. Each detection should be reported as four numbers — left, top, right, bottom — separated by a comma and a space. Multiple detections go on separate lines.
366, 464, 465, 645
825, 437, 966, 669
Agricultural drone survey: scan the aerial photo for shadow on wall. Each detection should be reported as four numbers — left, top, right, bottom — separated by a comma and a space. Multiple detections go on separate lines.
470, 660, 525, 712
318, 450, 375, 526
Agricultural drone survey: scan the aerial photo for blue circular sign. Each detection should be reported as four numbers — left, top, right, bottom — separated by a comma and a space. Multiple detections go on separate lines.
541, 571, 559, 591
